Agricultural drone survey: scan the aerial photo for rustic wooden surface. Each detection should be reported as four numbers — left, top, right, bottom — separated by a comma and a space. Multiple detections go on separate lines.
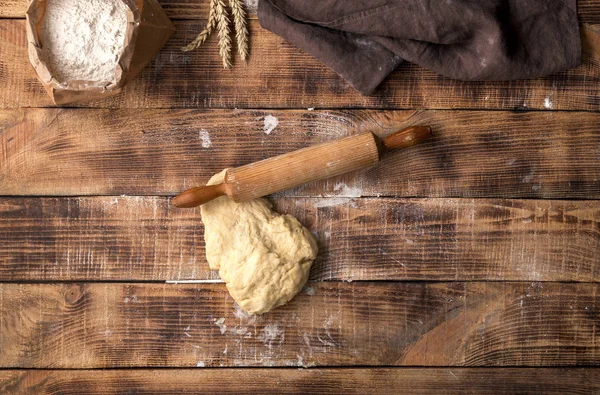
1, 282, 599, 368
1, 0, 599, 392
2, 109, 600, 198
1, 20, 599, 110
1, 369, 599, 394
0, 197, 598, 282
1, 0, 600, 22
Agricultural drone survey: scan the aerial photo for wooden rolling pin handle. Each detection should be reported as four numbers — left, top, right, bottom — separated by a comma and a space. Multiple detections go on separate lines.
379, 125, 432, 153
172, 183, 231, 208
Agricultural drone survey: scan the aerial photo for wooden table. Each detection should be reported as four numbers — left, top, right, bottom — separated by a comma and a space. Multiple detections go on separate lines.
1, 1, 599, 393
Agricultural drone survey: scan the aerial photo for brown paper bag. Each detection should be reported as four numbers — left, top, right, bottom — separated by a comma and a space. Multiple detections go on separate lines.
26, 0, 176, 105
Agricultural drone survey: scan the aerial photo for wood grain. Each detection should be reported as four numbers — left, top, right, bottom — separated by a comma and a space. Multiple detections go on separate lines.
227, 132, 380, 202
1, 368, 599, 394
0, 20, 599, 110
1, 0, 600, 23
1, 197, 598, 282
583, 24, 600, 64
0, 282, 598, 368
2, 109, 599, 198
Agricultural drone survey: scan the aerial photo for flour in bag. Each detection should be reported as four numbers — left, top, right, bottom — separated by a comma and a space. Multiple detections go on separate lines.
38, 0, 128, 84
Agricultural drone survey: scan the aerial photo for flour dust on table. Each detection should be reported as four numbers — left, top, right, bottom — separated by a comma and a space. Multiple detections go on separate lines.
201, 170, 318, 314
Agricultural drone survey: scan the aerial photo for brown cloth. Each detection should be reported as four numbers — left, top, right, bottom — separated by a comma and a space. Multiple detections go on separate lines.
257, 0, 581, 95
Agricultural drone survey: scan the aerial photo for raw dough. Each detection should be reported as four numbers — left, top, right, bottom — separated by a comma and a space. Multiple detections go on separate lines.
201, 170, 318, 314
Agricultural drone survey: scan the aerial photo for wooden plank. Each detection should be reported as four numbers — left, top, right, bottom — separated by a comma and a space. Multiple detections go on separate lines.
0, 20, 599, 110
1, 368, 599, 394
1, 197, 598, 282
581, 0, 600, 24
0, 282, 598, 368
1, 0, 599, 23
583, 24, 600, 64
2, 109, 599, 198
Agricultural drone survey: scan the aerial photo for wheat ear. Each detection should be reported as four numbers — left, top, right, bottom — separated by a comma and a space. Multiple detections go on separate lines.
229, 0, 249, 61
181, 0, 218, 52
214, 0, 232, 68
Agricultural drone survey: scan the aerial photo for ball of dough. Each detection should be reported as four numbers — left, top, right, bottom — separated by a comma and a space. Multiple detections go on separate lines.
201, 170, 318, 314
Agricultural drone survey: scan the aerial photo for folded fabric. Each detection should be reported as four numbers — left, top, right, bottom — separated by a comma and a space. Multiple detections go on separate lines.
258, 0, 581, 95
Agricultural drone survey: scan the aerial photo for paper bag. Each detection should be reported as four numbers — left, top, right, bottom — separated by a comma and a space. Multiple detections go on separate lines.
25, 0, 176, 105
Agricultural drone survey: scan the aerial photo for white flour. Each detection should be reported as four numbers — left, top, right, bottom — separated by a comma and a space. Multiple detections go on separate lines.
263, 115, 279, 135
38, 0, 128, 84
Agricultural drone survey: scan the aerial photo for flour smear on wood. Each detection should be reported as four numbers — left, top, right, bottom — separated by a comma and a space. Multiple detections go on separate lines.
263, 115, 279, 135
38, 0, 128, 84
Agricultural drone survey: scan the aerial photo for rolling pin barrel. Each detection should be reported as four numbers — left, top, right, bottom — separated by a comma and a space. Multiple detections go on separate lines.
227, 132, 379, 202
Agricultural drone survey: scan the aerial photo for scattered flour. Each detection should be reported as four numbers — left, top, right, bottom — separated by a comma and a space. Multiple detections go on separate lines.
123, 295, 138, 303
302, 286, 315, 296
263, 115, 279, 135
544, 97, 553, 109
199, 130, 212, 148
522, 169, 536, 183
233, 303, 256, 322
310, 182, 362, 208
258, 324, 284, 349
333, 182, 363, 197
214, 317, 227, 334
312, 197, 355, 208
38, 0, 128, 84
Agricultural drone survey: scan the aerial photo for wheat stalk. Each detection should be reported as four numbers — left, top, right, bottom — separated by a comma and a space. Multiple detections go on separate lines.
229, 0, 249, 61
182, 0, 249, 67
181, 0, 218, 52
215, 0, 232, 68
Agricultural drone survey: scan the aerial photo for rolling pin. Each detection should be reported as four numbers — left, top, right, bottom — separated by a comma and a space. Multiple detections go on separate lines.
172, 125, 431, 208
